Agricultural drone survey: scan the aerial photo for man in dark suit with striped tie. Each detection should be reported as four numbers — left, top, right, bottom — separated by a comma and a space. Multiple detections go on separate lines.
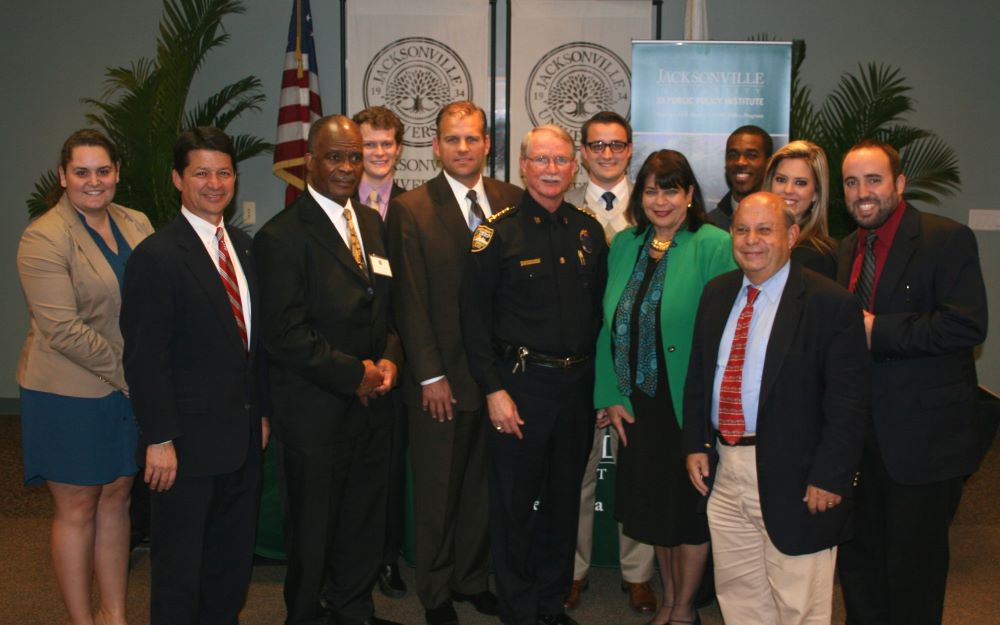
835, 140, 988, 625
122, 127, 270, 625
685, 192, 870, 624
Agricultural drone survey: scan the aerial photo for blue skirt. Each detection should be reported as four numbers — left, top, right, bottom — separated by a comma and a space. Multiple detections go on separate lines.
20, 387, 139, 486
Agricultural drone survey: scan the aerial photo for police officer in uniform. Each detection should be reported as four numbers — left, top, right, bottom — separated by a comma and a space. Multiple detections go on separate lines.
461, 125, 609, 625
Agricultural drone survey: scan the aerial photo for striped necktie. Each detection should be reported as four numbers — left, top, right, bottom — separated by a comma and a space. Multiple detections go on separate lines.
718, 285, 759, 444
855, 232, 877, 311
216, 227, 248, 351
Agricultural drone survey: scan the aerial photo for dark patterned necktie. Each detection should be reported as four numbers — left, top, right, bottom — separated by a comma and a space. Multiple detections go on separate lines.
718, 286, 760, 444
601, 190, 616, 211
216, 227, 248, 350
467, 189, 486, 230
855, 232, 877, 311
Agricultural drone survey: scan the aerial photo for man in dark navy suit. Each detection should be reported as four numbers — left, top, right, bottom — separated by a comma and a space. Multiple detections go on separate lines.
122, 127, 269, 625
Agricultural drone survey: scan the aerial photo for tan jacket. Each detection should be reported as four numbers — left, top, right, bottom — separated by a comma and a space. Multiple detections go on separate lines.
16, 195, 154, 397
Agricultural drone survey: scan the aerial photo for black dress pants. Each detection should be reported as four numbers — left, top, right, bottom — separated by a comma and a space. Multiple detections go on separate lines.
488, 362, 595, 625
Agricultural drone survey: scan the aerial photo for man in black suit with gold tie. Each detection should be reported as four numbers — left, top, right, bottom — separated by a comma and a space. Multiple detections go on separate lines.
255, 115, 403, 625
122, 127, 269, 625
387, 100, 522, 625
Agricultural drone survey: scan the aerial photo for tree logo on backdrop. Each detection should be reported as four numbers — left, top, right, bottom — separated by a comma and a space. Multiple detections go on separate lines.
364, 37, 472, 148
526, 42, 630, 140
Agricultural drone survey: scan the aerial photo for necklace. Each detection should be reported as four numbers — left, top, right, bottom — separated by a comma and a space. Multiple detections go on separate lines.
650, 237, 672, 253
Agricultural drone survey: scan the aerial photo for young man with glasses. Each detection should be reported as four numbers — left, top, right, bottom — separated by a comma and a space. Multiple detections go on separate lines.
563, 112, 657, 615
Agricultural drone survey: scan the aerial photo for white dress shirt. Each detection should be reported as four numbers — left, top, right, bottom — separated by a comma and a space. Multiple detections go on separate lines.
711, 261, 791, 433
181, 207, 251, 338
307, 184, 368, 269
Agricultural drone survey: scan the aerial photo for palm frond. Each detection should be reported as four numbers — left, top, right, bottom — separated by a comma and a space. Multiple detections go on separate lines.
231, 135, 274, 164
26, 170, 61, 219
27, 0, 268, 228
183, 75, 265, 129
899, 136, 961, 205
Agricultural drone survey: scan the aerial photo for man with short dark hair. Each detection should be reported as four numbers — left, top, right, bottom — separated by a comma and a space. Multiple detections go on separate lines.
387, 100, 521, 625
121, 127, 270, 625
255, 115, 403, 625
685, 191, 869, 625
562, 111, 656, 614
706, 125, 773, 230
835, 140, 988, 625
462, 124, 608, 625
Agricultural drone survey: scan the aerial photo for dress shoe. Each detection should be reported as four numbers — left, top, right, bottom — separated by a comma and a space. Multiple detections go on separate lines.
538, 614, 580, 625
425, 601, 459, 625
621, 580, 657, 614
562, 578, 588, 610
452, 590, 498, 615
361, 617, 404, 625
377, 562, 407, 598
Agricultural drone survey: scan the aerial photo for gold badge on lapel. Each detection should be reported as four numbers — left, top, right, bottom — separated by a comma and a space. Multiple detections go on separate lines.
471, 224, 494, 252
579, 228, 594, 254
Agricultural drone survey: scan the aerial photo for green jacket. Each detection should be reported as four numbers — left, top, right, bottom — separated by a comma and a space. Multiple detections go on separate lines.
594, 224, 735, 424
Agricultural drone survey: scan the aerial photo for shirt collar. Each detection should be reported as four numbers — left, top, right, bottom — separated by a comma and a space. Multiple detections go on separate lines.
742, 259, 791, 304
585, 177, 630, 209
861, 199, 907, 247
181, 206, 225, 245
443, 170, 486, 205
307, 184, 355, 221
358, 176, 394, 206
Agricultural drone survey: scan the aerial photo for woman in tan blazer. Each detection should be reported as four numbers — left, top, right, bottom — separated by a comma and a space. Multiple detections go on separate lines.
17, 129, 153, 625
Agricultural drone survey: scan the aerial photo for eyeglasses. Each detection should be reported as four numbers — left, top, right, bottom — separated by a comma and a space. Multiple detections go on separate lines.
586, 140, 629, 153
526, 155, 574, 167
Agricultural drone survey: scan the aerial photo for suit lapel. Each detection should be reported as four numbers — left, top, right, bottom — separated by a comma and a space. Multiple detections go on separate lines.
759, 263, 805, 406
703, 272, 743, 439
873, 204, 919, 313
429, 173, 475, 250
299, 194, 371, 284
55, 197, 123, 305
228, 227, 259, 350
174, 216, 246, 354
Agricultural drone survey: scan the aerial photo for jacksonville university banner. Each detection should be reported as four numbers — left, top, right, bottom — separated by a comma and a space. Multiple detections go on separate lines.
630, 41, 793, 205
345, 0, 492, 190
508, 0, 653, 188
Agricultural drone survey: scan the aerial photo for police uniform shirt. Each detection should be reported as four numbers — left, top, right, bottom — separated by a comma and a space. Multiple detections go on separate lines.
462, 192, 609, 395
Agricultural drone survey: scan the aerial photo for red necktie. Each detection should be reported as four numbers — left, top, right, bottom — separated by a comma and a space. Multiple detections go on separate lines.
718, 285, 760, 444
216, 227, 248, 350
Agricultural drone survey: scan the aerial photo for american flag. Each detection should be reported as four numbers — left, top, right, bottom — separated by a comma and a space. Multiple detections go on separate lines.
272, 0, 323, 207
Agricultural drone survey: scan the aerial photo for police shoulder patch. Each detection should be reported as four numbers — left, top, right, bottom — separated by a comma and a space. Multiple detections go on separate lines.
487, 205, 518, 224
471, 224, 494, 252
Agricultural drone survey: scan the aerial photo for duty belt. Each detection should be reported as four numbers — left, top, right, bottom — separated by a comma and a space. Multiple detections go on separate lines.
494, 340, 592, 372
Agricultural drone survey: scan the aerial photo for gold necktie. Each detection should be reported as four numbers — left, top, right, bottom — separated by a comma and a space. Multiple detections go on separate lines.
367, 189, 380, 212
343, 208, 365, 271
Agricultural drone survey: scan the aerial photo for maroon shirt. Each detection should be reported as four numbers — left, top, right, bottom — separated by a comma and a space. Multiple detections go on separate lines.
848, 199, 907, 308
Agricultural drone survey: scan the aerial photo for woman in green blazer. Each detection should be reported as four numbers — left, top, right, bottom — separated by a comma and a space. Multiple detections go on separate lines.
594, 150, 735, 625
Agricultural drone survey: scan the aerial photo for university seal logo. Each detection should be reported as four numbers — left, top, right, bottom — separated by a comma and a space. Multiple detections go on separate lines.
364, 37, 472, 148
525, 42, 630, 137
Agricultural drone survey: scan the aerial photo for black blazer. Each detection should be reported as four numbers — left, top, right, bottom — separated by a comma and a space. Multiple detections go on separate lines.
121, 216, 268, 477
386, 172, 522, 410
254, 192, 403, 450
683, 262, 871, 555
837, 203, 988, 483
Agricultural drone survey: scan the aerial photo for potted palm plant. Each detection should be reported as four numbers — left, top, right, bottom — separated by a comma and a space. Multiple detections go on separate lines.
27, 0, 271, 228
